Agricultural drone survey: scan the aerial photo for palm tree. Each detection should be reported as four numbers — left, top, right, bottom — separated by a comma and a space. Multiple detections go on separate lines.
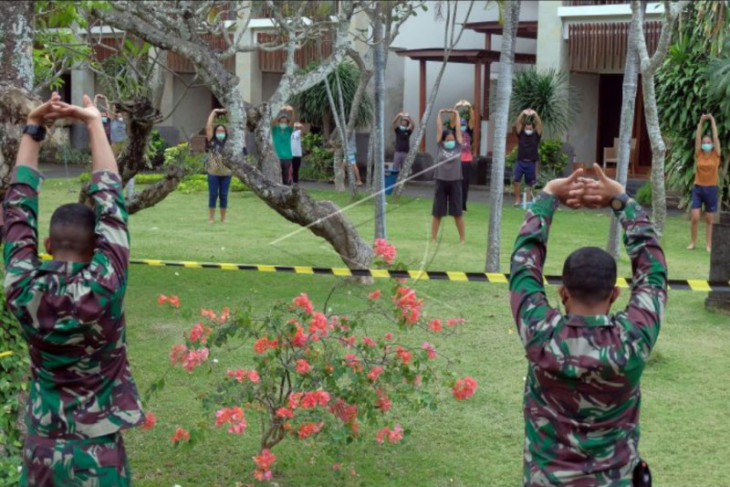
509, 68, 580, 140
289, 61, 373, 137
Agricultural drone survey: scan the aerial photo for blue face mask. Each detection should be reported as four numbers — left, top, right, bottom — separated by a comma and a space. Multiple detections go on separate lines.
460, 126, 467, 132
279, 123, 288, 130
444, 140, 456, 150
399, 125, 408, 131
216, 133, 226, 141
101, 117, 108, 123
701, 143, 714, 152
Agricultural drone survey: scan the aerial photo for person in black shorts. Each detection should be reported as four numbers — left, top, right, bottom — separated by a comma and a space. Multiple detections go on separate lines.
513, 108, 543, 207
431, 108, 465, 244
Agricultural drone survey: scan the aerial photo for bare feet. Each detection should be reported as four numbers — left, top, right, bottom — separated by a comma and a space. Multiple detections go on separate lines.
686, 243, 695, 250
707, 246, 711, 252
208, 219, 214, 224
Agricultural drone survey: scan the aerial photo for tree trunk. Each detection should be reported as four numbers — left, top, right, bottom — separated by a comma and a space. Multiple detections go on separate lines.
373, 1, 387, 239
631, 0, 687, 237
127, 164, 185, 214
485, 0, 521, 273
0, 1, 37, 199
606, 3, 643, 258
643, 78, 667, 235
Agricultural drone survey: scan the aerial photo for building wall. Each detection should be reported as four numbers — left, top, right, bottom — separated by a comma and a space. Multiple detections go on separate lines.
394, 0, 539, 156
568, 72, 599, 164
172, 73, 215, 140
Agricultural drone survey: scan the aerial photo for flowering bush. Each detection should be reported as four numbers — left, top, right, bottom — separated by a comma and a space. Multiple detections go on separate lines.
149, 242, 476, 483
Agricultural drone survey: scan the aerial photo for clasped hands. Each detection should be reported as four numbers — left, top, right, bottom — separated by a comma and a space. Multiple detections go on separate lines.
27, 92, 102, 127
543, 164, 625, 209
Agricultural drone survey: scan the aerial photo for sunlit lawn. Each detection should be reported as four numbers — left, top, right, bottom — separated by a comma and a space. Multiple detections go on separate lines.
31, 177, 730, 486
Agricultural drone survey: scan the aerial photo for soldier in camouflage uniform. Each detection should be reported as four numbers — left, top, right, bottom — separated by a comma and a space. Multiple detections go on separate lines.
509, 165, 667, 486
3, 93, 145, 486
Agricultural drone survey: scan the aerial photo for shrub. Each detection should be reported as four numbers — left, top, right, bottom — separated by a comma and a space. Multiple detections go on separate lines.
0, 289, 27, 487
536, 139, 569, 187
148, 241, 475, 483
163, 142, 207, 175
635, 182, 653, 207
146, 129, 168, 168
301, 133, 334, 181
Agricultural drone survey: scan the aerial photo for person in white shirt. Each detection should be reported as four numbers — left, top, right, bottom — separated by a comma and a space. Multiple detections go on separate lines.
291, 122, 303, 184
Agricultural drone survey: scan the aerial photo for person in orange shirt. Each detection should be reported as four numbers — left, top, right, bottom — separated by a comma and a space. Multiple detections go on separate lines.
688, 113, 722, 251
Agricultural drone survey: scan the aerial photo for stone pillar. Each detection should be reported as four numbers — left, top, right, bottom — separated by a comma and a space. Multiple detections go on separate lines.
705, 211, 730, 312
70, 67, 96, 149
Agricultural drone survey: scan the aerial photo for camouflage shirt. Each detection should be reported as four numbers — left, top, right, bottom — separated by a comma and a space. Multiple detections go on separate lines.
509, 192, 667, 486
3, 166, 144, 439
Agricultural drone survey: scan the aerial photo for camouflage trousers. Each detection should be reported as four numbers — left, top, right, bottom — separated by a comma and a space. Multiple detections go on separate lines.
21, 433, 130, 487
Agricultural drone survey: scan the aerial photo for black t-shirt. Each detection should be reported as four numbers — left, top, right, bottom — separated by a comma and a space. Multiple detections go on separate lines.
394, 127, 412, 152
516, 130, 540, 162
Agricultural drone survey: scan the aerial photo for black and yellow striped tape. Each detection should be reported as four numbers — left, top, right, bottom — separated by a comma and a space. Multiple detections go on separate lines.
36, 254, 728, 292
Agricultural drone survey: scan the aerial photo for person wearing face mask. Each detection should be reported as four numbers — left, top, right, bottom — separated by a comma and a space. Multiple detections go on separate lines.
272, 105, 295, 185
458, 118, 473, 211
432, 109, 465, 243
688, 114, 724, 251
205, 108, 233, 224
391, 112, 413, 171
513, 108, 543, 207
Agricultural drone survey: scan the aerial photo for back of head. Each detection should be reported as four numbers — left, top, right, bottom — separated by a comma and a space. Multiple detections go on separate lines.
49, 203, 96, 259
562, 247, 616, 305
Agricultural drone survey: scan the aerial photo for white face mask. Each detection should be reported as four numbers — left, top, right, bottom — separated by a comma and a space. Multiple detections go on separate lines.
524, 129, 534, 136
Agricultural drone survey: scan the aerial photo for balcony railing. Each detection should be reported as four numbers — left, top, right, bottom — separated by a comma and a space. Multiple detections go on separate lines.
563, 1, 630, 6
258, 32, 333, 73
569, 21, 661, 73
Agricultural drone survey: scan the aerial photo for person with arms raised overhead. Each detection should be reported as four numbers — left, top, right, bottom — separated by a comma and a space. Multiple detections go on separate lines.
510, 164, 667, 486
513, 108, 543, 207
3, 93, 146, 487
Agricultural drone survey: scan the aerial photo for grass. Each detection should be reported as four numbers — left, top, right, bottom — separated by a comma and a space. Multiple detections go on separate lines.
26, 178, 730, 486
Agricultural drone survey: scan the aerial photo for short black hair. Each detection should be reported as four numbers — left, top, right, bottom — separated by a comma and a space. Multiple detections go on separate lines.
441, 129, 455, 142
562, 247, 616, 304
49, 203, 96, 256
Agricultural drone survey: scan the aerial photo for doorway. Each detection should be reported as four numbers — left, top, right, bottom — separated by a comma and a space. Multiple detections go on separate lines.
596, 74, 650, 177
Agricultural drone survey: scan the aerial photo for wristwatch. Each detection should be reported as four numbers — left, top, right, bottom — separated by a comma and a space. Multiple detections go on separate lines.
23, 125, 47, 142
610, 193, 630, 211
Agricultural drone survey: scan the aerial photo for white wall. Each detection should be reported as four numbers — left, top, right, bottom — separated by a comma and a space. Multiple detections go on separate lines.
568, 73, 599, 164
392, 0, 538, 155
172, 73, 215, 140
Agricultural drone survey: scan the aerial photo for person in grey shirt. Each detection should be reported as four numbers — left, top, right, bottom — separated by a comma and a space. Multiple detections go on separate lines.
431, 108, 465, 244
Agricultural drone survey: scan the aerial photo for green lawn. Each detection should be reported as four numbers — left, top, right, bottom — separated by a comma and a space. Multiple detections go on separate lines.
30, 178, 730, 486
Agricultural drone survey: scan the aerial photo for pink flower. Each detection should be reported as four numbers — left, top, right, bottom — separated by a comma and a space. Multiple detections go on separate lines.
392, 287, 423, 326
421, 342, 437, 360
452, 376, 478, 400
428, 319, 443, 332
168, 295, 180, 308
332, 463, 342, 471
344, 354, 362, 372
293, 293, 314, 315
292, 325, 308, 348
329, 398, 358, 427
170, 426, 190, 443
254, 337, 278, 354
376, 389, 392, 412
373, 238, 397, 265
276, 407, 294, 419
142, 411, 156, 430
157, 294, 168, 305
376, 424, 404, 444
295, 359, 312, 375
188, 322, 212, 344
367, 366, 384, 382
361, 336, 377, 348
299, 390, 331, 409
447, 317, 466, 327
247, 370, 260, 383
297, 421, 324, 439
384, 332, 393, 341
396, 347, 411, 365
170, 344, 188, 366
182, 348, 209, 372
368, 289, 382, 300
253, 449, 276, 482
200, 308, 217, 321
215, 406, 247, 435
309, 312, 328, 337
340, 336, 356, 348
